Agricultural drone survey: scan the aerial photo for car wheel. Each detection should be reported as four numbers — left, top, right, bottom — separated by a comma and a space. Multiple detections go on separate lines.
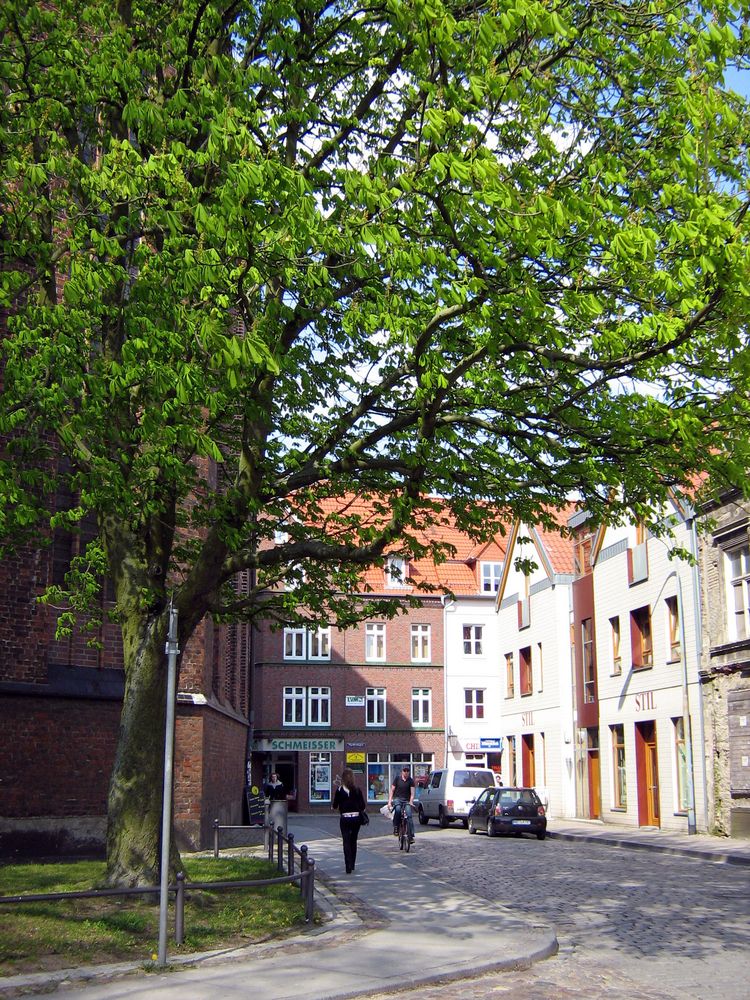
537, 830, 546, 841
468, 820, 477, 834
438, 807, 449, 828
418, 805, 429, 826
486, 817, 496, 838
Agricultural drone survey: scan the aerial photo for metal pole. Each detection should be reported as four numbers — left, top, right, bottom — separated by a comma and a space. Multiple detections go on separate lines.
675, 572, 697, 834
157, 603, 180, 967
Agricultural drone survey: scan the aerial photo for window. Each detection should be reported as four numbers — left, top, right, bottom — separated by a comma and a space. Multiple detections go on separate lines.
283, 686, 306, 726
464, 688, 485, 719
506, 735, 517, 785
665, 596, 680, 661
411, 624, 431, 662
385, 556, 408, 588
631, 606, 653, 669
505, 652, 515, 698
308, 686, 331, 726
309, 752, 332, 802
283, 627, 306, 660
366, 753, 433, 801
480, 562, 502, 593
411, 688, 431, 726
283, 686, 330, 727
573, 531, 593, 576
611, 724, 627, 809
537, 642, 543, 692
727, 544, 750, 640
462, 624, 483, 655
610, 616, 622, 675
520, 646, 532, 696
366, 687, 386, 726
365, 623, 386, 661
309, 626, 331, 660
582, 618, 596, 702
674, 717, 689, 812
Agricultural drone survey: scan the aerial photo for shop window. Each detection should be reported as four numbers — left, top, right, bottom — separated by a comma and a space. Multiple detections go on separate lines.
611, 724, 626, 809
309, 752, 332, 803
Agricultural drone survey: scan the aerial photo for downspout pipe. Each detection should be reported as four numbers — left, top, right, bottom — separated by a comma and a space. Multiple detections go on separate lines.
441, 594, 454, 768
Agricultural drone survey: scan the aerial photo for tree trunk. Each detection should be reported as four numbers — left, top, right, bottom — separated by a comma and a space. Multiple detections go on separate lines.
105, 607, 181, 887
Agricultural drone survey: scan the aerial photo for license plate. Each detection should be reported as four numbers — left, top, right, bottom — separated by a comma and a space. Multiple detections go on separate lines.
512, 819, 531, 825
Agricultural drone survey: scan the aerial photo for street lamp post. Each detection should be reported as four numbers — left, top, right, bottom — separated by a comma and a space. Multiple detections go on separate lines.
157, 602, 180, 966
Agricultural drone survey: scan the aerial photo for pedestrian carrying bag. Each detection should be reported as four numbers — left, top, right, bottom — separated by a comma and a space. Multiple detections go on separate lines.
360, 810, 369, 825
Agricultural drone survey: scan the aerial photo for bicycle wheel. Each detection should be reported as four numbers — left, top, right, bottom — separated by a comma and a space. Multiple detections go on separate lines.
404, 829, 411, 852
399, 822, 407, 851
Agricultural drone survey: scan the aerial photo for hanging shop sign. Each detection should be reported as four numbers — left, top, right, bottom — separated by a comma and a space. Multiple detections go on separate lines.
480, 738, 504, 750
346, 752, 366, 764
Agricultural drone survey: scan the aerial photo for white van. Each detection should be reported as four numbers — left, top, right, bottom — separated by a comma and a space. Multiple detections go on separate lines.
415, 767, 496, 827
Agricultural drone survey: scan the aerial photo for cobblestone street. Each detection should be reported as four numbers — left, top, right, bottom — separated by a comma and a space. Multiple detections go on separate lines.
362, 825, 750, 1000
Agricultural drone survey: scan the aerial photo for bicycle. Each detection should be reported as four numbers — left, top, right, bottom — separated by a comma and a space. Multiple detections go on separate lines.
394, 802, 413, 853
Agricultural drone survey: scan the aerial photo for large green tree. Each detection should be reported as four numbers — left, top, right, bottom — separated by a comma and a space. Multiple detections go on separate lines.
2, 0, 750, 885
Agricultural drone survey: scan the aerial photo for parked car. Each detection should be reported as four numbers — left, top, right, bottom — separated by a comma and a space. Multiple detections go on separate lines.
467, 786, 547, 840
415, 767, 495, 827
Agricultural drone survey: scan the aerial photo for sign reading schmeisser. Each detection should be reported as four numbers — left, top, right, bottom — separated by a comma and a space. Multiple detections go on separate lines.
252, 738, 344, 752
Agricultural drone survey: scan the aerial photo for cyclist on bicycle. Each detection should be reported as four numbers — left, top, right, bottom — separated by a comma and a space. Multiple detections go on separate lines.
389, 765, 415, 844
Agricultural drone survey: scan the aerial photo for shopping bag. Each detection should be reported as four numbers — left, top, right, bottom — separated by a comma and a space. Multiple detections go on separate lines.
379, 803, 393, 819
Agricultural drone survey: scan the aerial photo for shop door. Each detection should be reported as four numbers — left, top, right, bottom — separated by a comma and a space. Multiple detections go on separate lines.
636, 721, 660, 827
587, 729, 601, 819
522, 734, 535, 786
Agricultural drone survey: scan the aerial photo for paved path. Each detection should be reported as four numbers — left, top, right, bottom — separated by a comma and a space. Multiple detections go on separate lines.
1, 816, 747, 999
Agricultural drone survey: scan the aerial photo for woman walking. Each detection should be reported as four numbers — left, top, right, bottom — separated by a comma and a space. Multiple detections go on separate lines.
332, 768, 366, 874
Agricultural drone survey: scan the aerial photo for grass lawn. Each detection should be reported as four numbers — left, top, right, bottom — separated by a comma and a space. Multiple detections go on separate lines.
0, 855, 310, 977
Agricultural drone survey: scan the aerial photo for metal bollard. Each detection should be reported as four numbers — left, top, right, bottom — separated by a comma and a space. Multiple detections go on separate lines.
276, 825, 284, 872
304, 858, 315, 923
175, 872, 185, 945
287, 832, 295, 875
299, 845, 308, 896
213, 819, 220, 859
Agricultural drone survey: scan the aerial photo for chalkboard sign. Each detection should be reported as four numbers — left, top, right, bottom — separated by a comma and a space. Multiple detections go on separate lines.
245, 785, 265, 826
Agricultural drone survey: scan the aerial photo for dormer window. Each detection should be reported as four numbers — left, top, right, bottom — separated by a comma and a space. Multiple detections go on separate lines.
480, 561, 502, 593
385, 556, 408, 588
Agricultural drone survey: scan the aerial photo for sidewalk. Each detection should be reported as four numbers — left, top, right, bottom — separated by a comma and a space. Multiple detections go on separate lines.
1, 814, 747, 999
548, 815, 750, 866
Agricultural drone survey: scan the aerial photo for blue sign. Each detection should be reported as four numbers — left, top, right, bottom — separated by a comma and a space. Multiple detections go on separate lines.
480, 738, 504, 750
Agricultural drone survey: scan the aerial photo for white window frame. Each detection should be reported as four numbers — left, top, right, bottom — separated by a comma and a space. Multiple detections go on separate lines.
308, 626, 331, 660
462, 624, 483, 655
464, 688, 485, 720
283, 627, 306, 660
365, 623, 386, 662
385, 556, 409, 588
411, 688, 432, 726
307, 686, 331, 727
309, 752, 332, 803
480, 561, 502, 593
410, 624, 431, 662
726, 543, 750, 641
366, 687, 386, 727
283, 686, 306, 726
665, 596, 681, 662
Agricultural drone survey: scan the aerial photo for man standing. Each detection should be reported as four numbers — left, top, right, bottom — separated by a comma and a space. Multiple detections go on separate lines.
389, 765, 415, 843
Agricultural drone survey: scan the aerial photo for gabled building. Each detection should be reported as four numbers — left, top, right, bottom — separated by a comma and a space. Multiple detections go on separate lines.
493, 514, 576, 818
569, 496, 706, 833
248, 504, 510, 808
697, 489, 750, 838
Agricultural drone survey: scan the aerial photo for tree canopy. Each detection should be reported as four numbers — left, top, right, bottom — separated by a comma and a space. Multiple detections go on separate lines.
2, 0, 750, 883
